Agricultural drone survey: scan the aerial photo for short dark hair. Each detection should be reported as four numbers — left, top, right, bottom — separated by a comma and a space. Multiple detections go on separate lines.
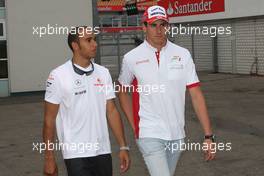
67, 26, 88, 51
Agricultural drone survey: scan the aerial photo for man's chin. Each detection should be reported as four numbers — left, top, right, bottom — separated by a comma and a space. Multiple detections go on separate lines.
89, 53, 96, 58
154, 40, 166, 46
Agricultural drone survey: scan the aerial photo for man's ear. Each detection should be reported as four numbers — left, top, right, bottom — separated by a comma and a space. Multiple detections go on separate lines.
72, 42, 79, 51
142, 24, 147, 33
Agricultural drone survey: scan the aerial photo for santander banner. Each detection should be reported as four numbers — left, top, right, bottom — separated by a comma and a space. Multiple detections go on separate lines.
157, 0, 225, 17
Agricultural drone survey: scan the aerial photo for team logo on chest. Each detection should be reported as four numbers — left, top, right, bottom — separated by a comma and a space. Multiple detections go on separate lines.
171, 56, 182, 62
94, 78, 104, 86
169, 56, 184, 70
74, 79, 86, 95
75, 79, 82, 86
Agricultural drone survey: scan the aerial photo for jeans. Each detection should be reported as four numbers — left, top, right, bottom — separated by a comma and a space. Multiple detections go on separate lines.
136, 138, 184, 176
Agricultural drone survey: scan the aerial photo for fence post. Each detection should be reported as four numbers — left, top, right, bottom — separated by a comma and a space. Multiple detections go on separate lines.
117, 33, 121, 74
191, 33, 195, 62
213, 35, 219, 73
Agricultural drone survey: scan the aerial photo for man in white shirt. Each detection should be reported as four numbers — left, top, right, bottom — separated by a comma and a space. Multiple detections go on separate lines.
43, 26, 130, 176
118, 5, 216, 176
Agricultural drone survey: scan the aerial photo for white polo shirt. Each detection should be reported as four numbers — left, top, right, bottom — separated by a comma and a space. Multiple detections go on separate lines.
118, 40, 200, 140
45, 60, 115, 159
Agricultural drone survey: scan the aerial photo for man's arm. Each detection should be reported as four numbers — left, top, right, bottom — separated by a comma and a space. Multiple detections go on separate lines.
118, 85, 135, 132
106, 99, 130, 173
188, 86, 216, 161
117, 55, 135, 132
43, 101, 59, 176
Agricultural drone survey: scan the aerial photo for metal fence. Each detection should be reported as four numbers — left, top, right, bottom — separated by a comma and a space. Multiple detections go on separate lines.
98, 31, 144, 79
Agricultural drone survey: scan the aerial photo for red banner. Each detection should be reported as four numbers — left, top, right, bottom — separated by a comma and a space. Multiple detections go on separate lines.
157, 0, 225, 17
97, 0, 155, 12
97, 6, 124, 12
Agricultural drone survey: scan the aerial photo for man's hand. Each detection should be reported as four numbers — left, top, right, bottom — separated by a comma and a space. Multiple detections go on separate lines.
119, 150, 130, 173
44, 157, 58, 176
203, 139, 216, 161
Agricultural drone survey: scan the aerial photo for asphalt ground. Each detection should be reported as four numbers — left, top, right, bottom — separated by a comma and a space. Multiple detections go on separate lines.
0, 72, 263, 176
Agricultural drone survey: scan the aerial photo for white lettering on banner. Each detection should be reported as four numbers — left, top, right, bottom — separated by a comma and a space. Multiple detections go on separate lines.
174, 0, 213, 15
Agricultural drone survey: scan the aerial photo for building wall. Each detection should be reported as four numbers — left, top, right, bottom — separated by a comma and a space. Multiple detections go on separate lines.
0, 8, 5, 18
6, 0, 93, 93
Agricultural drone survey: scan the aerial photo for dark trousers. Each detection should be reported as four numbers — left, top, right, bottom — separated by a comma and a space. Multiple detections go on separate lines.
64, 154, 112, 176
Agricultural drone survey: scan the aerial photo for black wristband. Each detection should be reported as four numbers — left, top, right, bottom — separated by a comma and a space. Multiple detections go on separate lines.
204, 134, 216, 142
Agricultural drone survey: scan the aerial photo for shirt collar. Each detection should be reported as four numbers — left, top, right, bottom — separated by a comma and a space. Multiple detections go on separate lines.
67, 59, 94, 76
74, 63, 93, 72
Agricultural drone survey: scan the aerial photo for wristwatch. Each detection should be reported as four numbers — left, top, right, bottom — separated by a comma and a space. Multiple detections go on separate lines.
204, 134, 216, 142
120, 146, 130, 151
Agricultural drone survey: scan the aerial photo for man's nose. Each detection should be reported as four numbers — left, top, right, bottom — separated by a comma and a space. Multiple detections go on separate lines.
92, 39, 97, 48
156, 25, 162, 34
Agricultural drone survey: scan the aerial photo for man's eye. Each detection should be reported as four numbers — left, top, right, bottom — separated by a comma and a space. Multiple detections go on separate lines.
151, 24, 157, 28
